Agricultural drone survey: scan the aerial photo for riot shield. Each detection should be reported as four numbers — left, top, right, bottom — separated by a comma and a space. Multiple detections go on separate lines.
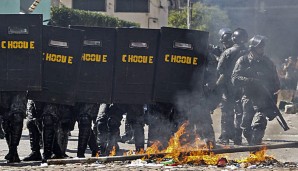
70, 26, 115, 103
0, 14, 42, 91
153, 27, 209, 103
112, 28, 159, 104
29, 26, 83, 105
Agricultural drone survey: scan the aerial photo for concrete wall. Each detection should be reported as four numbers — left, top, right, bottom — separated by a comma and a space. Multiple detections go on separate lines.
60, 0, 168, 28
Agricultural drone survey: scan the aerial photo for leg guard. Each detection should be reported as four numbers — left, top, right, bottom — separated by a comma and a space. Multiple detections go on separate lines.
52, 135, 64, 159
250, 112, 267, 145
88, 129, 99, 157
96, 119, 108, 156
42, 115, 56, 161
132, 122, 144, 152
6, 112, 24, 163
106, 117, 121, 154
0, 116, 4, 139
23, 120, 42, 161
77, 114, 92, 158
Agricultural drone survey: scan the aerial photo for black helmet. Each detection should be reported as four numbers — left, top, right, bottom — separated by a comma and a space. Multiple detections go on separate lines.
218, 28, 232, 43
231, 28, 248, 44
249, 35, 266, 49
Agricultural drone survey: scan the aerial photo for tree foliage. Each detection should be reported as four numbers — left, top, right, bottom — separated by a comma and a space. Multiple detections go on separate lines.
50, 6, 139, 27
169, 2, 230, 44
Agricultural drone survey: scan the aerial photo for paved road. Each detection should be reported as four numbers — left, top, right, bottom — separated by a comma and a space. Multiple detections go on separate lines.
0, 109, 297, 170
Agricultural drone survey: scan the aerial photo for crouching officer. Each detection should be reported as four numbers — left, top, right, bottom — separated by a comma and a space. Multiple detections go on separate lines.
96, 103, 144, 156
232, 35, 280, 145
0, 92, 27, 163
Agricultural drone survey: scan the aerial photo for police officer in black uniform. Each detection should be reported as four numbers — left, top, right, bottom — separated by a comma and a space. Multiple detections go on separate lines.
0, 92, 27, 163
204, 28, 234, 114
96, 103, 144, 156
232, 35, 280, 145
216, 28, 248, 145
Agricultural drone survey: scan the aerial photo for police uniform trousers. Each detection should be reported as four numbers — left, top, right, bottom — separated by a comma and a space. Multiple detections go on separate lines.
0, 91, 27, 163
74, 102, 99, 158
241, 95, 267, 145
96, 104, 144, 155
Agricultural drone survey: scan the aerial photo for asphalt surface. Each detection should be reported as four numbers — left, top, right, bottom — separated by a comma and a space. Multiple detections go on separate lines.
0, 108, 298, 170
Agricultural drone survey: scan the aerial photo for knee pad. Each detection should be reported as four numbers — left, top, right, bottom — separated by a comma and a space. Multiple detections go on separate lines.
107, 117, 121, 128
79, 115, 91, 127
26, 119, 36, 130
13, 113, 24, 124
42, 115, 54, 127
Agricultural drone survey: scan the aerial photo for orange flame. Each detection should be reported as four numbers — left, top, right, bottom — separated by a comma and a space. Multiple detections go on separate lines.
236, 147, 274, 164
144, 121, 226, 165
144, 121, 275, 165
109, 146, 116, 156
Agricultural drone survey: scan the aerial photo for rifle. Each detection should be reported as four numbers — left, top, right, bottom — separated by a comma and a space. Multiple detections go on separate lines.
258, 84, 290, 131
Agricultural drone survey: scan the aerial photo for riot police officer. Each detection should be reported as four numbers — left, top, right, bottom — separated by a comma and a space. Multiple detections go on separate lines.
96, 103, 144, 156
232, 35, 280, 145
0, 92, 27, 163
218, 28, 234, 51
216, 28, 248, 145
204, 28, 234, 114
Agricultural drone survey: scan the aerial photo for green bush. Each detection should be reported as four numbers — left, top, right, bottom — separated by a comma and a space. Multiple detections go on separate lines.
50, 6, 139, 28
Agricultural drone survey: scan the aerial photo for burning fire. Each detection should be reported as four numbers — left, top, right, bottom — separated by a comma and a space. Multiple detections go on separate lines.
145, 122, 226, 165
109, 146, 116, 156
236, 147, 275, 164
144, 121, 274, 165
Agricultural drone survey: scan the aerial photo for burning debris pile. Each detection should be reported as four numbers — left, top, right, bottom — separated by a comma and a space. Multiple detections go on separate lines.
47, 122, 298, 169
138, 122, 280, 168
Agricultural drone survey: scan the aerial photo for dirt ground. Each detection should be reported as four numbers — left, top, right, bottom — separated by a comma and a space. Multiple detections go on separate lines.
0, 105, 298, 170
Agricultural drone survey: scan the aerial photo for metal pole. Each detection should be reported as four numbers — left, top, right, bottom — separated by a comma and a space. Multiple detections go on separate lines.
187, 0, 190, 29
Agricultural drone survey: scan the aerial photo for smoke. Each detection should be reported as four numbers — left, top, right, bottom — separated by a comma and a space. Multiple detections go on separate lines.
214, 0, 298, 65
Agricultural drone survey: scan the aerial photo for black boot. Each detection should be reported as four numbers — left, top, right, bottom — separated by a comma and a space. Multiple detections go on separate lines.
57, 129, 69, 157
4, 133, 11, 160
77, 127, 91, 158
106, 132, 120, 155
132, 123, 144, 152
251, 128, 265, 145
234, 128, 243, 145
6, 146, 20, 163
243, 128, 252, 145
23, 122, 42, 161
97, 124, 108, 156
52, 135, 65, 159
42, 126, 55, 162
6, 121, 23, 163
77, 115, 92, 158
88, 130, 99, 157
